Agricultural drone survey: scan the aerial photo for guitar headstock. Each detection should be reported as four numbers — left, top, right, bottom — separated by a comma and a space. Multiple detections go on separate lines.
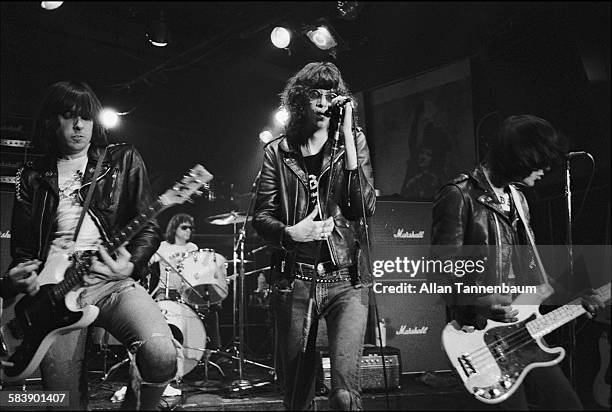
159, 164, 213, 207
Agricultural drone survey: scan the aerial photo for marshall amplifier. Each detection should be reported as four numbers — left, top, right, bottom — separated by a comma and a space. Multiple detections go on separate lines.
367, 201, 450, 374
321, 345, 401, 392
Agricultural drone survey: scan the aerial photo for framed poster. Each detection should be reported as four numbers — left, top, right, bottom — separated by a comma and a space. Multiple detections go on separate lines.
365, 60, 475, 200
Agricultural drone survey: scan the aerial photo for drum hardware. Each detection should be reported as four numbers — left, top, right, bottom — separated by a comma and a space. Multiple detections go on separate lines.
206, 209, 275, 390
226, 259, 254, 264
205, 211, 252, 226
227, 266, 270, 282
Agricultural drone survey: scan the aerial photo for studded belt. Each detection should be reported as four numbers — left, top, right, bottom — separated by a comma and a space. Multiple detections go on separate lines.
293, 261, 352, 283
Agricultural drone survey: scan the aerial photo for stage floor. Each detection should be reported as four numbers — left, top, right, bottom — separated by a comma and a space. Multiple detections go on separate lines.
3, 349, 608, 411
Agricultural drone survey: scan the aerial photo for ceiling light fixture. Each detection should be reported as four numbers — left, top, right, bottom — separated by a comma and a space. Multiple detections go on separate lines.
270, 27, 291, 49
40, 1, 64, 10
305, 25, 337, 51
147, 10, 170, 47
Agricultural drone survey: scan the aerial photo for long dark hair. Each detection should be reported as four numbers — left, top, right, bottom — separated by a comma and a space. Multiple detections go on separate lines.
486, 114, 566, 184
31, 81, 108, 155
164, 213, 195, 244
280, 61, 355, 144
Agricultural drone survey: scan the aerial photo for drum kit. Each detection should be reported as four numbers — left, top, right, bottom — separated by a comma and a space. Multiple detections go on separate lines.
92, 210, 274, 389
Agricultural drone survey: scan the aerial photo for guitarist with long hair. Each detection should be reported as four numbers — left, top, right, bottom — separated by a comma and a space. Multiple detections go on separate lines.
431, 114, 605, 410
1, 81, 180, 410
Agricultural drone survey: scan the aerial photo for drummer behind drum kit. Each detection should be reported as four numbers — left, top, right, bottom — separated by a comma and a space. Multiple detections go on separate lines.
93, 210, 274, 387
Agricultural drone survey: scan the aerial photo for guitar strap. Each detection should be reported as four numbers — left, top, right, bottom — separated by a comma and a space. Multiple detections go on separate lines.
72, 147, 107, 242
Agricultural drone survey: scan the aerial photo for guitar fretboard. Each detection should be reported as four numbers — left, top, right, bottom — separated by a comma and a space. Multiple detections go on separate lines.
527, 283, 610, 338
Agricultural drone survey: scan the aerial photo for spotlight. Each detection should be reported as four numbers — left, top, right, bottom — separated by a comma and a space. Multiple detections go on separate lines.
100, 109, 120, 129
274, 107, 289, 126
40, 1, 63, 10
147, 11, 170, 47
305, 25, 337, 51
270, 27, 291, 49
259, 130, 274, 144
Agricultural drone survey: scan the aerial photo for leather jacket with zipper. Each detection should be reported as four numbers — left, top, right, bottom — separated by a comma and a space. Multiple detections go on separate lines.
4, 143, 161, 298
252, 129, 376, 286
431, 165, 548, 326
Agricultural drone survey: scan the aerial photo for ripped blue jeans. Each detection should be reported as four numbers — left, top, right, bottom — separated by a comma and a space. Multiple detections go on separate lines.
40, 281, 180, 410
273, 278, 369, 411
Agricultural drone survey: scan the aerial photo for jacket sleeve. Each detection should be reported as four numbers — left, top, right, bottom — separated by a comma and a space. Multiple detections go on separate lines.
3, 168, 36, 298
122, 146, 161, 279
430, 183, 482, 326
345, 130, 376, 219
252, 146, 296, 250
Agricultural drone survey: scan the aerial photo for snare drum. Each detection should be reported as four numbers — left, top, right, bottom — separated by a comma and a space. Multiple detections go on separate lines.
157, 300, 206, 375
177, 249, 228, 306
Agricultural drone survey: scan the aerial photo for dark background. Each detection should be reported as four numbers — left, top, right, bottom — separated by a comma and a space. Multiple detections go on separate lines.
1, 1, 610, 401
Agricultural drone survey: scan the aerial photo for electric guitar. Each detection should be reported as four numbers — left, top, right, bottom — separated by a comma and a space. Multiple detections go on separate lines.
442, 282, 610, 404
0, 164, 213, 383
592, 330, 610, 408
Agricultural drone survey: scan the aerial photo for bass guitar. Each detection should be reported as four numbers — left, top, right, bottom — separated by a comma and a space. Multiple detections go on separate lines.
442, 282, 610, 404
1, 164, 213, 383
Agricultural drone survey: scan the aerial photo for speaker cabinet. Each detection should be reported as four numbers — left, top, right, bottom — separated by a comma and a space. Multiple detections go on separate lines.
367, 200, 450, 373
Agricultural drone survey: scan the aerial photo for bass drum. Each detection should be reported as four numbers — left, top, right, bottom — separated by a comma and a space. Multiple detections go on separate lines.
157, 300, 206, 375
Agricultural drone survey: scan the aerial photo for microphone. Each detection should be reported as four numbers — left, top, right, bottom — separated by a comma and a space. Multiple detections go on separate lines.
325, 96, 352, 117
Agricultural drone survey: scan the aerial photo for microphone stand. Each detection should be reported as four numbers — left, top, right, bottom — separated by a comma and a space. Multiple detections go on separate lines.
291, 107, 344, 409
229, 172, 268, 391
565, 156, 575, 386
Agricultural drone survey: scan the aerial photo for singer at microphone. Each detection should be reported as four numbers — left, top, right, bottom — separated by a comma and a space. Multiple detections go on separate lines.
251, 62, 376, 411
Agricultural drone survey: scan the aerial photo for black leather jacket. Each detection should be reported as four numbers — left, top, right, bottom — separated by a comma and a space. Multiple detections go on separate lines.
431, 166, 546, 325
6, 143, 161, 294
252, 130, 376, 286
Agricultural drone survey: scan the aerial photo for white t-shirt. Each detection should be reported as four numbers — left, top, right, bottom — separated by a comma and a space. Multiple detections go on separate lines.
151, 241, 199, 290
54, 156, 101, 250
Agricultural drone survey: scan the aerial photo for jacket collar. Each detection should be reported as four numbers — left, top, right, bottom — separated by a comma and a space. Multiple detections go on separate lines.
34, 145, 111, 194
470, 165, 510, 220
279, 135, 345, 187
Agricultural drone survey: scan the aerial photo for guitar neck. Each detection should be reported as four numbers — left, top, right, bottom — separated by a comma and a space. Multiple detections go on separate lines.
105, 198, 166, 254
527, 283, 610, 339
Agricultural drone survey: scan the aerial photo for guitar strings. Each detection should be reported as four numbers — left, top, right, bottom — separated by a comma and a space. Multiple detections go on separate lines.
464, 306, 585, 370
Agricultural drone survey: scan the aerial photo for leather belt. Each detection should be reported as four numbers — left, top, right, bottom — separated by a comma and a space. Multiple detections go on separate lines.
293, 261, 351, 283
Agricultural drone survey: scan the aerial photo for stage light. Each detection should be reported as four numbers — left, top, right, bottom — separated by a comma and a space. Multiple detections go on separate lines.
100, 109, 120, 129
147, 11, 170, 47
306, 25, 337, 51
274, 107, 289, 126
259, 130, 274, 144
271, 27, 291, 49
40, 1, 63, 10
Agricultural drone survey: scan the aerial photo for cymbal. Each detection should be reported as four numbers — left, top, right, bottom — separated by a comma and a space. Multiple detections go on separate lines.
226, 259, 254, 264
205, 211, 252, 225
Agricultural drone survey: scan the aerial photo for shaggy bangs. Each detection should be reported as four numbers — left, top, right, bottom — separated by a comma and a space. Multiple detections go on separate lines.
489, 115, 566, 182
32, 81, 107, 154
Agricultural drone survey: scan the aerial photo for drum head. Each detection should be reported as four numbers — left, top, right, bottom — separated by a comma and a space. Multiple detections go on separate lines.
156, 300, 206, 375
180, 251, 228, 306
